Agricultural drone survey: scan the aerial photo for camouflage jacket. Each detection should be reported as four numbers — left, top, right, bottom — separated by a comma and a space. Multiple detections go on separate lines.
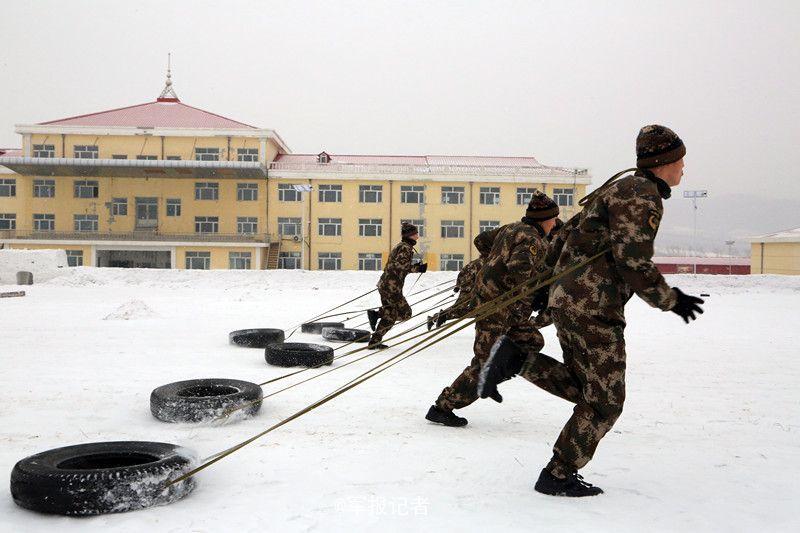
548, 171, 678, 322
455, 257, 483, 294
377, 239, 421, 293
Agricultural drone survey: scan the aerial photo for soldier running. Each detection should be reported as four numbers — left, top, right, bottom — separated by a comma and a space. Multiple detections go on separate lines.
426, 231, 494, 331
367, 221, 427, 350
479, 125, 705, 497
425, 191, 560, 427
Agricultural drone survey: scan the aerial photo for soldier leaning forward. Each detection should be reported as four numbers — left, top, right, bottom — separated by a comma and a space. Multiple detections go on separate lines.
425, 191, 560, 427
478, 125, 705, 497
367, 222, 427, 349
426, 230, 494, 331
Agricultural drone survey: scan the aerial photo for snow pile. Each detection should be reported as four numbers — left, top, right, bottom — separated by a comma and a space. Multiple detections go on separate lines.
103, 300, 158, 320
0, 248, 68, 284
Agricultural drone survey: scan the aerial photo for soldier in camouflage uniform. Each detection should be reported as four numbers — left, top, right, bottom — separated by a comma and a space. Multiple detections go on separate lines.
425, 191, 560, 427
427, 231, 494, 331
478, 125, 705, 497
367, 222, 427, 349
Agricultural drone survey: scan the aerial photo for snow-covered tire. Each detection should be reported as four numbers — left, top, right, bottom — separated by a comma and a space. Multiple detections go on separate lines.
321, 327, 371, 343
10, 441, 197, 516
300, 321, 344, 334
229, 328, 285, 348
265, 343, 334, 367
150, 379, 262, 423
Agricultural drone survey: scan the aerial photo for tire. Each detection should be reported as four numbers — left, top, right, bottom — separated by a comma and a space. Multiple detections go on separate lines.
321, 327, 371, 343
300, 321, 344, 334
10, 441, 197, 516
229, 328, 285, 348
265, 342, 334, 367
150, 378, 263, 423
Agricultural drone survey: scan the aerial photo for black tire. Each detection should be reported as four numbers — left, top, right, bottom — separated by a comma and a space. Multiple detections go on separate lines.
229, 328, 285, 348
300, 321, 345, 334
265, 342, 334, 367
10, 441, 196, 516
321, 327, 371, 343
150, 378, 262, 423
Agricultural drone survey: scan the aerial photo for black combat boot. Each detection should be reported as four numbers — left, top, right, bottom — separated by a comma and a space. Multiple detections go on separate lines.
534, 469, 604, 497
425, 405, 467, 427
478, 335, 526, 401
367, 340, 388, 350
435, 310, 448, 328
367, 309, 380, 331
426, 315, 435, 331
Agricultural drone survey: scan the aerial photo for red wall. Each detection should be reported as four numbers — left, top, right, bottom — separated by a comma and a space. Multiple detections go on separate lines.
655, 263, 750, 275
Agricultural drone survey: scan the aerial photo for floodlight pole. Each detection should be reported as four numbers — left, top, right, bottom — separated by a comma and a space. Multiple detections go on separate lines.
683, 190, 708, 275
725, 239, 735, 275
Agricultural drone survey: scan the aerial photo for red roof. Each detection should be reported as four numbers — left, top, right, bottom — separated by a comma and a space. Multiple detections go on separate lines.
38, 100, 257, 129
274, 154, 542, 166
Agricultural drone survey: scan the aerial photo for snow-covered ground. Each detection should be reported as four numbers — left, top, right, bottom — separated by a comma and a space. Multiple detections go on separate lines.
1, 268, 798, 532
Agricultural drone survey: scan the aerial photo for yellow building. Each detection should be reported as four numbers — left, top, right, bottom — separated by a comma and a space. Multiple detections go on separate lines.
0, 73, 590, 271
749, 227, 800, 275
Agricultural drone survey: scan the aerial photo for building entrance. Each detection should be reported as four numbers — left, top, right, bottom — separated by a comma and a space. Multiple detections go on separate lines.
96, 250, 171, 268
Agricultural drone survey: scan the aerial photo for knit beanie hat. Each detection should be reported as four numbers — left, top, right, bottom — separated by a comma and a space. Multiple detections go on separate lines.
525, 190, 559, 221
636, 125, 686, 168
401, 221, 419, 238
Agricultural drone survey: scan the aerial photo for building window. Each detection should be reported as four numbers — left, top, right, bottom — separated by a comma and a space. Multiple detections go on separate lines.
0, 178, 16, 197
318, 252, 341, 270
400, 185, 425, 204
479, 220, 500, 233
317, 152, 331, 164
74, 145, 98, 159
185, 251, 211, 270
112, 154, 128, 159
278, 183, 301, 202
516, 187, 538, 205
136, 155, 157, 160
74, 180, 99, 199
33, 144, 55, 158
0, 213, 16, 230
195, 147, 220, 161
237, 216, 258, 234
33, 179, 55, 198
195, 182, 219, 200
33, 213, 55, 231
440, 254, 465, 271
229, 251, 252, 270
74, 214, 98, 232
277, 217, 301, 236
553, 188, 574, 206
66, 250, 83, 267
358, 218, 382, 237
237, 183, 258, 201
166, 198, 181, 217
318, 218, 342, 236
195, 216, 219, 234
278, 251, 301, 269
401, 219, 425, 238
111, 198, 128, 216
359, 185, 382, 203
441, 220, 465, 239
166, 155, 181, 161
358, 252, 382, 271
441, 186, 465, 205
318, 184, 342, 203
237, 148, 259, 162
479, 187, 500, 205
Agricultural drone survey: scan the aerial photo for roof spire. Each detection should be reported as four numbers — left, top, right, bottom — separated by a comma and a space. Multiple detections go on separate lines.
157, 53, 180, 102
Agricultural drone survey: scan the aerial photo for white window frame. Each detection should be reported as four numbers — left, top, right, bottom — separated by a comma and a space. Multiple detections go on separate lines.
400, 185, 425, 204
358, 218, 382, 237
358, 252, 382, 271
185, 251, 211, 270
0, 213, 16, 230
277, 217, 301, 236
278, 251, 301, 269
358, 185, 383, 203
237, 183, 258, 201
440, 220, 465, 239
33, 179, 55, 198
553, 188, 574, 206
194, 182, 219, 200
278, 183, 301, 202
111, 198, 128, 216
237, 148, 259, 162
112, 154, 128, 159
166, 198, 181, 217
318, 252, 342, 270
516, 187, 538, 205
66, 250, 83, 267
318, 217, 342, 237
401, 218, 425, 238
479, 187, 500, 205
33, 213, 55, 231
318, 184, 343, 203
194, 216, 219, 234
0, 178, 17, 197
194, 147, 220, 161
136, 155, 157, 160
229, 251, 252, 270
237, 216, 258, 234
33, 144, 55, 158
440, 253, 465, 272
441, 186, 465, 205
73, 145, 98, 159
74, 214, 98, 232
73, 180, 98, 199
479, 220, 500, 233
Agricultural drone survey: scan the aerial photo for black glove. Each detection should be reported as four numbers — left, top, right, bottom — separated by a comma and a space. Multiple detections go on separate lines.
416, 262, 428, 273
670, 287, 705, 324
530, 287, 549, 313
478, 335, 525, 403
453, 286, 460, 293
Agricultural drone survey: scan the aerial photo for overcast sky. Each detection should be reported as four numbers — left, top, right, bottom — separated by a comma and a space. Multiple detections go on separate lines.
1, 0, 798, 252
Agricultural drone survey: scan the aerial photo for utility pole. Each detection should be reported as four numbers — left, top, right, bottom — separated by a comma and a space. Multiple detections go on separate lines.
683, 190, 708, 274
293, 184, 313, 270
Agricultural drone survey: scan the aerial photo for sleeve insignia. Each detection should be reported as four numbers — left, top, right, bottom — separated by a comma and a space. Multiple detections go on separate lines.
529, 243, 538, 256
647, 211, 660, 230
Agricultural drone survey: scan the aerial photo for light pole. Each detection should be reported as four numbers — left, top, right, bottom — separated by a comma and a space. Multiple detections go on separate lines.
292, 184, 313, 270
683, 190, 708, 274
725, 239, 735, 275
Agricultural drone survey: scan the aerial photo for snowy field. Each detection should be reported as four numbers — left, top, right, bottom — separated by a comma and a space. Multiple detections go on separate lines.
1, 268, 799, 532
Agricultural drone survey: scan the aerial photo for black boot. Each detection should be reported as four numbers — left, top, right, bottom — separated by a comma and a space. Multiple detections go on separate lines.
435, 310, 448, 328
367, 309, 380, 331
534, 469, 604, 497
425, 405, 467, 427
478, 335, 526, 401
426, 315, 435, 331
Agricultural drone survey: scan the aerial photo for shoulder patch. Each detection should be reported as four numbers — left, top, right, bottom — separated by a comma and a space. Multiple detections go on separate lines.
529, 242, 538, 256
648, 210, 660, 230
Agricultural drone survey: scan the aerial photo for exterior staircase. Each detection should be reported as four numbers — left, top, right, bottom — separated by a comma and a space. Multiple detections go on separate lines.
265, 241, 281, 269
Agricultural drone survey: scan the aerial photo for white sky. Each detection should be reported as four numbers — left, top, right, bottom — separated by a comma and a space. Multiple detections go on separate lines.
1, 0, 798, 251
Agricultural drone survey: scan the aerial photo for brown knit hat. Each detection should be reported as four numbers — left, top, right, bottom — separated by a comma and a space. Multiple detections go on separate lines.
401, 221, 418, 238
636, 125, 686, 168
525, 190, 559, 221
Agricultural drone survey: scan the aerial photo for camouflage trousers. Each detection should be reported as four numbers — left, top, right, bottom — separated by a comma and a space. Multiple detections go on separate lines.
369, 289, 413, 344
519, 309, 626, 477
435, 303, 543, 412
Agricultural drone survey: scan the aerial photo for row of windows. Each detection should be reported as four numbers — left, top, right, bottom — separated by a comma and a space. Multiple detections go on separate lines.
276, 217, 499, 238
0, 213, 259, 234
272, 251, 465, 271
275, 183, 574, 206
0, 179, 259, 201
185, 251, 254, 270
31, 144, 260, 162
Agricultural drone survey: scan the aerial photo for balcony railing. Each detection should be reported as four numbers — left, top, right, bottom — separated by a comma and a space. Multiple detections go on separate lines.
0, 229, 270, 244
268, 161, 589, 178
